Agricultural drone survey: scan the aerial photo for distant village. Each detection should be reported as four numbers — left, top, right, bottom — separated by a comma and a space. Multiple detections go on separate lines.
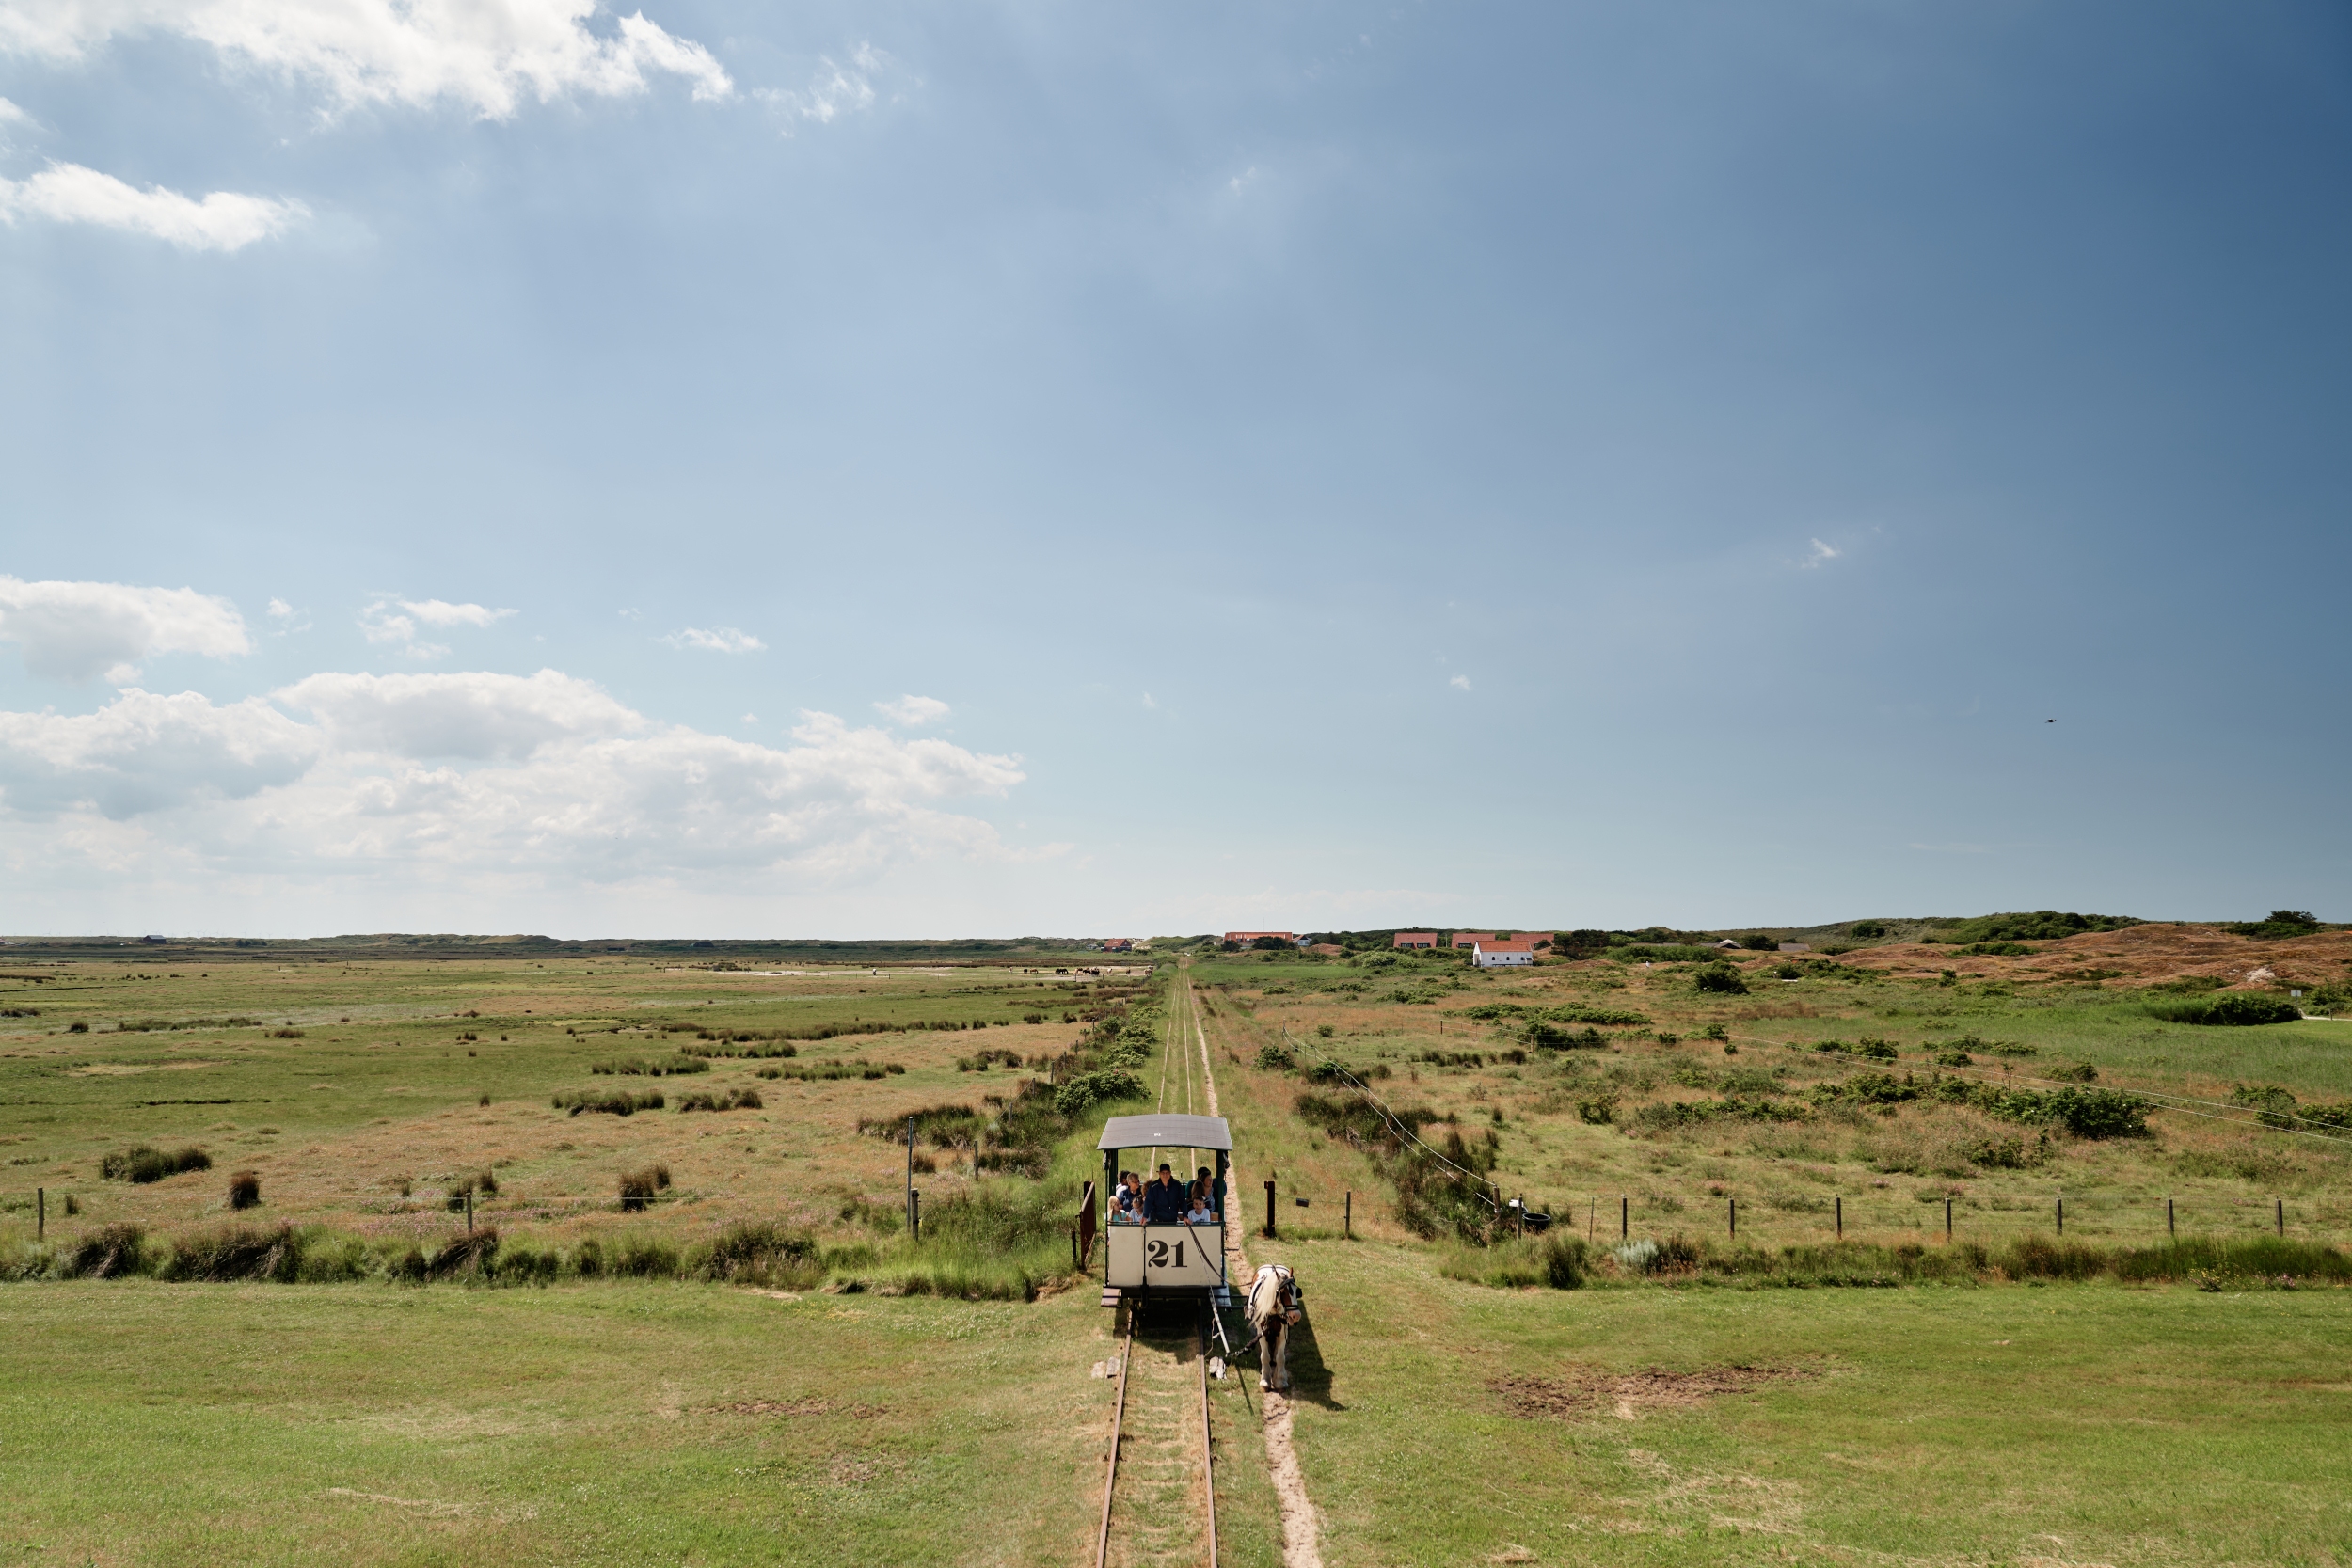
1077, 927, 1811, 969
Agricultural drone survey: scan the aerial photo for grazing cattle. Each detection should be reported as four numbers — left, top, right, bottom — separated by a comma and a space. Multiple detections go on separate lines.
1246, 1262, 1302, 1392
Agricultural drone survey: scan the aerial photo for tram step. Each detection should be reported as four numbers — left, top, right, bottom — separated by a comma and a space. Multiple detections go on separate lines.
1099, 1288, 1122, 1308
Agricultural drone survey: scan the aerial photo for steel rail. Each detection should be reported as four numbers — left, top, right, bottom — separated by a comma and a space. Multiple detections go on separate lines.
1094, 1309, 1136, 1568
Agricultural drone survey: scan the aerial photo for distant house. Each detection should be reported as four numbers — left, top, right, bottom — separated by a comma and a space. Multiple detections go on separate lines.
1451, 932, 1499, 950
1471, 941, 1535, 969
1510, 932, 1554, 950
1713, 939, 1740, 949
1100, 938, 1135, 953
1224, 930, 1295, 949
1392, 932, 1438, 949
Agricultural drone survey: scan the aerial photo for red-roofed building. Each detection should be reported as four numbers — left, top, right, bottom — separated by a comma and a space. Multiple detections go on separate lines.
1099, 938, 1135, 952
1451, 931, 1498, 949
1471, 941, 1535, 970
1224, 931, 1295, 947
1392, 932, 1438, 949
1510, 932, 1555, 950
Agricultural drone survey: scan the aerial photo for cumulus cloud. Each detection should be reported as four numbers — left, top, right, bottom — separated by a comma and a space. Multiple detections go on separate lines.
756, 42, 884, 131
0, 96, 29, 128
275, 669, 642, 760
1805, 538, 1841, 567
0, 0, 731, 119
0, 680, 1029, 885
0, 162, 306, 249
662, 626, 765, 654
1449, 674, 1471, 691
876, 694, 948, 726
401, 598, 516, 628
0, 576, 251, 682
0, 688, 320, 817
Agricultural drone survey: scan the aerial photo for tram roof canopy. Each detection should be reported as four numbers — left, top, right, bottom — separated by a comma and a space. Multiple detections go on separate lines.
1096, 1113, 1232, 1152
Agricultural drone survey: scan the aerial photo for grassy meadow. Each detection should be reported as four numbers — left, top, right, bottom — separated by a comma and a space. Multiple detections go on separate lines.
1, 941, 2347, 1565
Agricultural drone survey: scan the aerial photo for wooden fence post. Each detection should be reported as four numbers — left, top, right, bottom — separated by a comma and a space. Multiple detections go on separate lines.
466, 1189, 473, 1234
1728, 1197, 1736, 1239
36, 1187, 43, 1243
2277, 1198, 2284, 1237
1945, 1197, 1953, 1240
1620, 1194, 1628, 1240
1263, 1179, 1276, 1239
2057, 1195, 2064, 1235
2168, 1196, 2174, 1238
1344, 1191, 1352, 1239
1835, 1196, 1842, 1239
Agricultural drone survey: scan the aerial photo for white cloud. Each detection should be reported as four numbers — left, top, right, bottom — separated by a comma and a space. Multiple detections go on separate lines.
0, 688, 320, 817
662, 626, 765, 654
400, 598, 516, 628
0, 163, 306, 250
756, 42, 884, 131
1141, 692, 1156, 710
876, 694, 949, 726
1805, 538, 1841, 567
265, 597, 311, 633
0, 0, 731, 119
0, 576, 251, 682
1449, 674, 1471, 691
275, 669, 642, 760
0, 679, 1029, 887
0, 97, 29, 128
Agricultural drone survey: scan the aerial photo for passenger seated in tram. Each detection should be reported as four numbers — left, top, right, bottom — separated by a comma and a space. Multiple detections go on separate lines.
1142, 1163, 1186, 1224
1184, 1194, 1214, 1226
1196, 1165, 1224, 1216
1111, 1171, 1142, 1223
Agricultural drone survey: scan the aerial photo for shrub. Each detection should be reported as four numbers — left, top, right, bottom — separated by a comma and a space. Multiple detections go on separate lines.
67, 1021, 89, 1033
1694, 965, 1749, 995
675, 1088, 763, 1112
228, 1171, 262, 1210
696, 1222, 820, 1287
1739, 934, 1777, 951
589, 1054, 709, 1077
100, 1145, 211, 1183
1699, 1022, 1728, 1042
552, 1088, 664, 1116
66, 1223, 146, 1278
429, 1229, 499, 1278
163, 1225, 306, 1282
618, 1164, 673, 1211
1955, 942, 2035, 957
1255, 1041, 1293, 1070
1574, 1094, 1619, 1125
2048, 1062, 2099, 1084
1933, 1051, 1973, 1067
1849, 921, 1886, 939
1054, 1069, 1144, 1117
1543, 1233, 1588, 1289
1773, 962, 1804, 979
443, 1170, 498, 1210
2147, 994, 2303, 1026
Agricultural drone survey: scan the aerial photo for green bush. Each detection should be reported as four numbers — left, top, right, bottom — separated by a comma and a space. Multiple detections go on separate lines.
695, 1222, 820, 1287
228, 1171, 262, 1210
1053, 1069, 1144, 1117
1694, 965, 1749, 995
1254, 1041, 1293, 1071
2146, 994, 2302, 1026
65, 1223, 146, 1278
100, 1145, 211, 1183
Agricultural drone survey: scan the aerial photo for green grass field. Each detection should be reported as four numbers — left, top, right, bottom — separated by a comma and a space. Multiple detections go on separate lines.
2, 950, 2346, 1564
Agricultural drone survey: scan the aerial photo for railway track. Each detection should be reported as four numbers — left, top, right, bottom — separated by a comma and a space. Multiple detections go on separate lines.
1096, 973, 1225, 1568
1095, 1298, 1219, 1568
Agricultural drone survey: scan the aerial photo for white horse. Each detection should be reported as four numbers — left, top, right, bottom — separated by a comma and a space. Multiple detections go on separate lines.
1246, 1262, 1302, 1392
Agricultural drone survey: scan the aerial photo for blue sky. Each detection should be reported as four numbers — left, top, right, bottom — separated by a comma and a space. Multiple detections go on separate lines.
2, 1, 2347, 938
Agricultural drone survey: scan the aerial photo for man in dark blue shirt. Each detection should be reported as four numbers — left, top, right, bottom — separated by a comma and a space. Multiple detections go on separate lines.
1142, 1162, 1185, 1223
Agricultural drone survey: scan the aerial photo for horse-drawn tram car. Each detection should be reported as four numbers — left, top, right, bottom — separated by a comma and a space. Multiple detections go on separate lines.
1093, 1112, 1233, 1311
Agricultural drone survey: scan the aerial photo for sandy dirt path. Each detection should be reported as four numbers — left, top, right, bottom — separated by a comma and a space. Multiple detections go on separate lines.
1186, 973, 1325, 1568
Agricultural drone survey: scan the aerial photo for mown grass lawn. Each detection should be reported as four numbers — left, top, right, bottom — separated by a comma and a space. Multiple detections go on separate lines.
0, 1278, 1128, 1567
1272, 1234, 2352, 1565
